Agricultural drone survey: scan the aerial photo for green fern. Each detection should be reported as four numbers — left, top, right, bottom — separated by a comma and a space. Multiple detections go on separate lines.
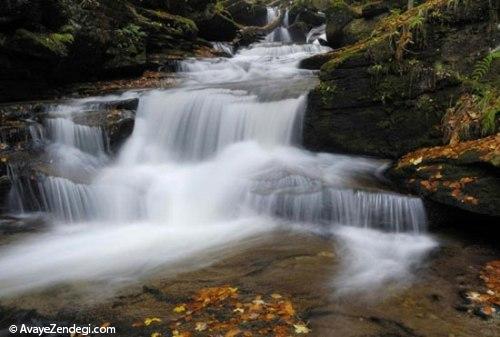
472, 50, 500, 81
409, 11, 425, 30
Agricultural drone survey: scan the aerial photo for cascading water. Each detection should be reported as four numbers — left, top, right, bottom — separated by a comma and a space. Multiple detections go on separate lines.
265, 7, 292, 43
0, 9, 436, 296
306, 24, 327, 44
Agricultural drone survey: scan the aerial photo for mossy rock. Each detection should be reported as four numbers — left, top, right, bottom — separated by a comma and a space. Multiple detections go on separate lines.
341, 14, 387, 46
195, 12, 239, 41
227, 0, 267, 26
4, 29, 73, 60
325, 0, 357, 48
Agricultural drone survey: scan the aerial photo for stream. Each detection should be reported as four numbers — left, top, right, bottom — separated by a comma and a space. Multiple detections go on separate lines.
0, 8, 437, 298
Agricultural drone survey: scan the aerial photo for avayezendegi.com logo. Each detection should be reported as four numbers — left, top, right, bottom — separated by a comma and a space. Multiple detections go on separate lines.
8, 323, 116, 335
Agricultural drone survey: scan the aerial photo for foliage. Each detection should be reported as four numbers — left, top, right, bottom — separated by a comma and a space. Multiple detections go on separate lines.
478, 89, 500, 135
113, 24, 146, 54
130, 286, 311, 337
472, 49, 500, 81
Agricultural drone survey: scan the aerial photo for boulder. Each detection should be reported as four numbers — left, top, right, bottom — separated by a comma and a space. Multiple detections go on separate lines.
361, 1, 389, 19
227, 0, 267, 26
325, 1, 357, 48
389, 136, 500, 217
196, 13, 240, 41
341, 14, 386, 46
303, 0, 493, 158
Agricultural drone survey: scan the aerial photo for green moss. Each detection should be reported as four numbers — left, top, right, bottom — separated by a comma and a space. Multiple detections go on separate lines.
12, 29, 74, 57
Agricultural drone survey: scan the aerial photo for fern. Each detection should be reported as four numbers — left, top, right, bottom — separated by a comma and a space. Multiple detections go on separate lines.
472, 50, 500, 81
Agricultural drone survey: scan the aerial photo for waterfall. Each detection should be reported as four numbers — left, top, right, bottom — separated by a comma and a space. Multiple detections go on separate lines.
0, 12, 435, 295
265, 7, 292, 43
306, 24, 327, 44
121, 90, 305, 162
45, 118, 108, 156
211, 41, 234, 56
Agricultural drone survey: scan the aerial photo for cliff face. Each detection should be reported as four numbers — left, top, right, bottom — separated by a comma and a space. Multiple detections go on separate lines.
0, 0, 268, 102
301, 0, 500, 217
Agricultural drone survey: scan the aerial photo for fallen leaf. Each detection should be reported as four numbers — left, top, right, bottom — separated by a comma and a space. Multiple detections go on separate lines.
293, 324, 311, 334
225, 328, 241, 337
410, 156, 423, 165
195, 322, 207, 332
144, 317, 162, 326
173, 305, 186, 313
151, 333, 162, 337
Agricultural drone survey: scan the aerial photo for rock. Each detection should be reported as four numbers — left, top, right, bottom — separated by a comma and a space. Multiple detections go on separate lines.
0, 0, 214, 102
299, 51, 334, 70
288, 1, 326, 42
361, 1, 389, 19
226, 0, 267, 26
196, 12, 240, 41
341, 14, 386, 46
303, 0, 493, 158
100, 98, 139, 111
325, 1, 357, 48
107, 111, 135, 153
3, 29, 74, 60
389, 136, 500, 217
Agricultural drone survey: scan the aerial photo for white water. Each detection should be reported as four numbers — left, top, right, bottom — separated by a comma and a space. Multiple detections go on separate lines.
0, 16, 436, 296
265, 7, 292, 43
306, 24, 327, 44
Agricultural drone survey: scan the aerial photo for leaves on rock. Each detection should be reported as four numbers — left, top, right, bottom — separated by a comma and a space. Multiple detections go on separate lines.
462, 260, 500, 319
132, 285, 311, 336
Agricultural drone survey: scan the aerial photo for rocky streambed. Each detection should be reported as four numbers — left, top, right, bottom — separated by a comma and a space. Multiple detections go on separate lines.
0, 230, 498, 337
0, 1, 499, 336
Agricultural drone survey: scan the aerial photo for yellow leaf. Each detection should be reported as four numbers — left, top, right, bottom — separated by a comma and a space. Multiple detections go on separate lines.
144, 317, 162, 326
172, 330, 191, 337
293, 324, 311, 334
151, 333, 162, 337
225, 328, 240, 337
233, 308, 244, 313
410, 156, 423, 165
173, 305, 186, 313
195, 322, 207, 332
270, 293, 282, 299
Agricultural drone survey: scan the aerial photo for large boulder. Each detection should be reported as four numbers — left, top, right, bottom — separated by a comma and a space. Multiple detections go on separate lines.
195, 12, 240, 41
361, 1, 389, 19
341, 14, 386, 46
226, 0, 267, 26
389, 136, 500, 217
325, 0, 357, 48
302, 0, 494, 158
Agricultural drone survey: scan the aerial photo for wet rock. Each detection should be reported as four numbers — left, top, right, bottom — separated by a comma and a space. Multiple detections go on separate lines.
88, 98, 139, 112
288, 1, 326, 42
303, 0, 493, 158
107, 111, 135, 153
325, 1, 357, 48
361, 2, 389, 19
389, 136, 500, 217
196, 12, 240, 41
226, 0, 267, 26
0, 0, 212, 102
341, 14, 387, 46
0, 214, 47, 235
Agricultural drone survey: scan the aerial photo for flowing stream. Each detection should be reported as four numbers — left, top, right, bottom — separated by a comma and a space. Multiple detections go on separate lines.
0, 13, 436, 296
